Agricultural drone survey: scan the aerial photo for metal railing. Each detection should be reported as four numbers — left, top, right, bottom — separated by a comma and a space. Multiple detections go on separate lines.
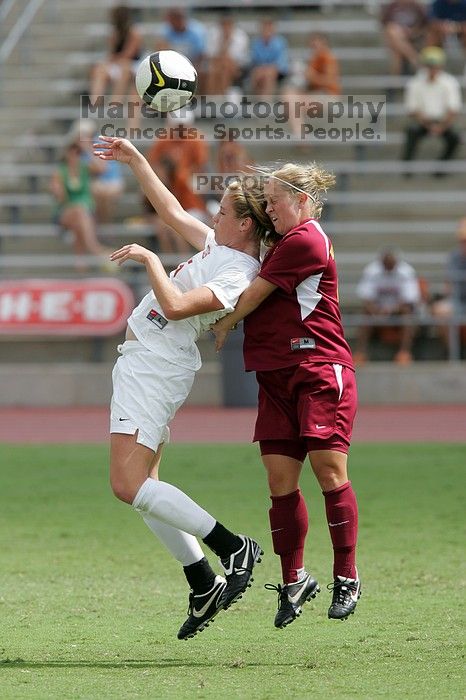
0, 0, 20, 25
0, 0, 46, 64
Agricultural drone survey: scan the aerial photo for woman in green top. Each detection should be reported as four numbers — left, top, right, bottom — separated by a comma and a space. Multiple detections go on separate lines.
50, 142, 110, 261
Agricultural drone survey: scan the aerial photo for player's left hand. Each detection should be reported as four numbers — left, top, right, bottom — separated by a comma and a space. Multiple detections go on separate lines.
110, 243, 156, 266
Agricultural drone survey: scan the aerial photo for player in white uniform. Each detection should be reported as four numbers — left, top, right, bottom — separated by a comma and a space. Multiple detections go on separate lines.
94, 136, 270, 639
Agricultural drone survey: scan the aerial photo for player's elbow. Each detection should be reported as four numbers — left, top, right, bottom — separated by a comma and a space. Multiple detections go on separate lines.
163, 304, 186, 321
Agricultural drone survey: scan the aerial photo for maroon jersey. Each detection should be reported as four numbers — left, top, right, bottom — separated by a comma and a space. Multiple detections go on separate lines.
243, 219, 354, 371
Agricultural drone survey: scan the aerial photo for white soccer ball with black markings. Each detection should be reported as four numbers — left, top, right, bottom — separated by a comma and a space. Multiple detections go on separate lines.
135, 50, 197, 113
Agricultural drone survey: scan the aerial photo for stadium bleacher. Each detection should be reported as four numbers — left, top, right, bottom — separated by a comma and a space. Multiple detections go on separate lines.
0, 0, 465, 387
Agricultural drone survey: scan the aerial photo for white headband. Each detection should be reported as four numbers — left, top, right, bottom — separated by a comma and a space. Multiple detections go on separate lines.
248, 165, 317, 203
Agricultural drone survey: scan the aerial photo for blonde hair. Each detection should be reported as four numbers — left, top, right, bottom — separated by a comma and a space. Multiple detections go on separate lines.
264, 162, 336, 219
226, 176, 271, 244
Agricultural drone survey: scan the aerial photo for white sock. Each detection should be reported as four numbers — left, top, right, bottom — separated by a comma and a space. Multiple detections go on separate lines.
133, 478, 216, 539
141, 513, 205, 567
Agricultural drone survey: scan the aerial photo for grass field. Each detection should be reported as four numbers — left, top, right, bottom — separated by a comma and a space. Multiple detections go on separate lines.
0, 443, 464, 699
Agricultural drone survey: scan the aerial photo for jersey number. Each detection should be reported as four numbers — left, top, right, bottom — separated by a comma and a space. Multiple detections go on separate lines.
173, 258, 193, 278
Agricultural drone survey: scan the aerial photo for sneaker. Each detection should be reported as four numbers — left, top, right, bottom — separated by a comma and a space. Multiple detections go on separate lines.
265, 572, 320, 629
177, 575, 226, 640
218, 535, 263, 609
327, 573, 361, 620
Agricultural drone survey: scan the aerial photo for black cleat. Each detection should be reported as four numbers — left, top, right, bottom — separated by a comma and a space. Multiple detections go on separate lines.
177, 575, 226, 640
218, 535, 263, 609
265, 572, 320, 629
327, 573, 361, 620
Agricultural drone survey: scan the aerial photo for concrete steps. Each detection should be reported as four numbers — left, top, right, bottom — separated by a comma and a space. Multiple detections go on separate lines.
0, 0, 464, 386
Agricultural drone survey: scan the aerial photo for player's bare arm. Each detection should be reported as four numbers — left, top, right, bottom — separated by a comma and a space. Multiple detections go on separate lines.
94, 136, 210, 251
211, 276, 277, 351
111, 243, 224, 320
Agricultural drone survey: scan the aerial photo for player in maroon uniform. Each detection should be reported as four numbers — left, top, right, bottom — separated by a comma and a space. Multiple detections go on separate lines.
212, 163, 361, 626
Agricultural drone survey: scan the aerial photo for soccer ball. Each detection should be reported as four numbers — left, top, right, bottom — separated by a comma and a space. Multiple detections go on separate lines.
135, 50, 197, 113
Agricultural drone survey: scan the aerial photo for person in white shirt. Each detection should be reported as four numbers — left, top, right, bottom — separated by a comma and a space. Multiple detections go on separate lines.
402, 46, 461, 171
205, 12, 250, 96
94, 135, 269, 640
354, 248, 422, 365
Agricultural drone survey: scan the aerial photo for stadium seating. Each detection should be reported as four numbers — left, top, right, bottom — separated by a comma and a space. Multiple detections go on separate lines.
0, 0, 464, 370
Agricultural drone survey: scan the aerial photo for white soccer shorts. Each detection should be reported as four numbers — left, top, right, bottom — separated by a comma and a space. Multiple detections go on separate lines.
110, 340, 195, 451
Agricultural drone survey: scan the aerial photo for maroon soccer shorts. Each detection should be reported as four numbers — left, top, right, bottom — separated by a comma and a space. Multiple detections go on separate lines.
254, 362, 358, 460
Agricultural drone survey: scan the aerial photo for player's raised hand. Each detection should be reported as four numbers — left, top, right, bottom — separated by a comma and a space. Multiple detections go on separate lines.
93, 136, 140, 166
110, 243, 156, 266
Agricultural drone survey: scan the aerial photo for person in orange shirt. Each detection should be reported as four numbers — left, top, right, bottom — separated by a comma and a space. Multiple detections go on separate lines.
284, 33, 341, 140
147, 131, 209, 179
216, 139, 252, 175
306, 33, 341, 96
144, 113, 210, 254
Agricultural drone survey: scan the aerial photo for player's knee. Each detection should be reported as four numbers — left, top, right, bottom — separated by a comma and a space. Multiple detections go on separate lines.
267, 470, 298, 496
317, 469, 347, 492
110, 476, 134, 504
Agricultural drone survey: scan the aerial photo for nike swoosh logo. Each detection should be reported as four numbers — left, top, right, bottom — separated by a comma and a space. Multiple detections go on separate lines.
288, 577, 310, 605
315, 424, 327, 429
329, 520, 349, 527
151, 61, 165, 87
340, 583, 360, 603
240, 538, 251, 570
119, 418, 130, 422
222, 538, 246, 576
192, 585, 223, 618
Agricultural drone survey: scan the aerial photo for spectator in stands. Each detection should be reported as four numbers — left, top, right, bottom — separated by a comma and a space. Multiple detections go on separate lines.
89, 148, 125, 224
71, 120, 125, 223
209, 139, 253, 212
283, 32, 340, 139
428, 0, 466, 50
159, 8, 206, 74
354, 248, 421, 365
249, 19, 289, 96
90, 5, 142, 102
205, 12, 249, 97
402, 46, 462, 173
50, 143, 111, 265
446, 218, 466, 314
381, 0, 428, 75
216, 138, 252, 175
431, 217, 466, 353
144, 111, 210, 254
305, 32, 341, 95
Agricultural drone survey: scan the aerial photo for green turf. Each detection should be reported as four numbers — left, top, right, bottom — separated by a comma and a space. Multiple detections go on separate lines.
0, 443, 464, 699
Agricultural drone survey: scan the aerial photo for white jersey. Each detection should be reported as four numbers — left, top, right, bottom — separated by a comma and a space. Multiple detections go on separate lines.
357, 259, 420, 312
128, 230, 259, 370
405, 69, 462, 120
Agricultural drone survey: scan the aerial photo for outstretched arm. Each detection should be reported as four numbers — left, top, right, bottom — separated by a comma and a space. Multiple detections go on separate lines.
211, 275, 276, 351
111, 243, 223, 319
94, 136, 211, 251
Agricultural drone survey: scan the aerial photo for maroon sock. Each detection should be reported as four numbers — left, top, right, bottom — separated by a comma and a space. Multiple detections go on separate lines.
269, 489, 309, 584
323, 480, 358, 579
